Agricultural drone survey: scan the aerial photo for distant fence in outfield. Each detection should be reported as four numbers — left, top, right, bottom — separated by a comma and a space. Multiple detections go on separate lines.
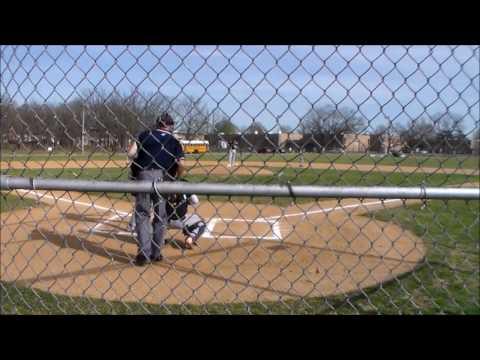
1, 45, 479, 314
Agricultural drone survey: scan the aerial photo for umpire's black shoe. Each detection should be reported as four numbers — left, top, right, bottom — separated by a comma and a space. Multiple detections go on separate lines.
150, 254, 163, 263
134, 254, 149, 267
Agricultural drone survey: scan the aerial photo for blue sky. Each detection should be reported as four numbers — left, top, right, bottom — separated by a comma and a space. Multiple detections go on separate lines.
1, 45, 479, 135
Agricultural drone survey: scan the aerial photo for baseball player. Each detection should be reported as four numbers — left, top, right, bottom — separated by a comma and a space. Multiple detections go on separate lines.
299, 147, 305, 168
165, 184, 206, 249
227, 139, 238, 168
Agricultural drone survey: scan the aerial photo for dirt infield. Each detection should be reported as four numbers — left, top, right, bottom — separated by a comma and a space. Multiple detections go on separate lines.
1, 159, 478, 175
187, 165, 273, 176
1, 190, 426, 305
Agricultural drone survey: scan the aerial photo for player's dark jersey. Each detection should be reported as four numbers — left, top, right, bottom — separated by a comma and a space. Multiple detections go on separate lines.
131, 129, 184, 179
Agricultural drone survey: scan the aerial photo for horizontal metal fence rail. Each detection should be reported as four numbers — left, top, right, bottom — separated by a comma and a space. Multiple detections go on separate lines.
1, 175, 479, 200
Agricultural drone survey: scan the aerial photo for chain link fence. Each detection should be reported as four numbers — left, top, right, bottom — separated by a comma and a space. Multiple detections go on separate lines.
1, 45, 479, 314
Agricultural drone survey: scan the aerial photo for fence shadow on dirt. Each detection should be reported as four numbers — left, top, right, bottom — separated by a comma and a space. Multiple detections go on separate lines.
30, 228, 133, 265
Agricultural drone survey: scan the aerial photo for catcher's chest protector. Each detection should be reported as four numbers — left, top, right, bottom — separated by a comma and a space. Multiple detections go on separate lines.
166, 194, 189, 220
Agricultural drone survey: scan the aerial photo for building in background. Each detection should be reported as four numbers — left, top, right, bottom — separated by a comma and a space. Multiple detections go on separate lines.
343, 133, 370, 153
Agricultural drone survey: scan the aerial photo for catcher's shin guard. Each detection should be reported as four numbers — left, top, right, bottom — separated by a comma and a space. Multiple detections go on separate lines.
182, 220, 206, 241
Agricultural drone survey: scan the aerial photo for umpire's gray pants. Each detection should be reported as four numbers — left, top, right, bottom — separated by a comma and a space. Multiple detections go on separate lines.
135, 169, 166, 259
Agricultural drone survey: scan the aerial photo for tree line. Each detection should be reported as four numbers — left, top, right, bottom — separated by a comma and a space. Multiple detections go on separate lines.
2, 89, 235, 150
369, 114, 473, 155
1, 89, 476, 154
299, 105, 474, 154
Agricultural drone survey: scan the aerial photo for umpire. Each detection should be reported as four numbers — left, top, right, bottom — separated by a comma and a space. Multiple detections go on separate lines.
127, 112, 185, 266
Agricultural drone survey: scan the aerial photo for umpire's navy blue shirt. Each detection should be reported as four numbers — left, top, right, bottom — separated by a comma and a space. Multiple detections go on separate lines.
135, 129, 184, 175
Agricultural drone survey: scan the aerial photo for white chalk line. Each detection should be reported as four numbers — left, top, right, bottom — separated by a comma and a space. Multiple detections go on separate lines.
272, 221, 282, 240
15, 190, 399, 223
16, 189, 129, 216
16, 189, 130, 234
219, 217, 272, 223
91, 215, 283, 241
15, 189, 279, 240
90, 229, 132, 237
202, 217, 282, 241
203, 218, 217, 238
13, 190, 402, 243
265, 199, 403, 220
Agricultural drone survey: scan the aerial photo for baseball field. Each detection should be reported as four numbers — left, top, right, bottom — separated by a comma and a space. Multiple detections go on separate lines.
1, 151, 479, 314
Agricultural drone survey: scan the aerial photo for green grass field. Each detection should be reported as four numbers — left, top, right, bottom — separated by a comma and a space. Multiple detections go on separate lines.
3, 165, 477, 186
2, 150, 479, 170
191, 152, 480, 170
0, 193, 37, 213
1, 199, 478, 314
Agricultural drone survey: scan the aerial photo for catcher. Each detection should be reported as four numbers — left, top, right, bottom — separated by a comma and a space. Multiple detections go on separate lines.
165, 183, 206, 249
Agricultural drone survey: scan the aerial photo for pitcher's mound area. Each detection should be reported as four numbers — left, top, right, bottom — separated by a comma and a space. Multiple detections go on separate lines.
1, 191, 425, 305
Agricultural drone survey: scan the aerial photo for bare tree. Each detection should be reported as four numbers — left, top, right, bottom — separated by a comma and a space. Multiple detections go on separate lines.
214, 118, 238, 135
399, 113, 471, 154
369, 120, 402, 154
433, 112, 464, 134
142, 91, 171, 129
472, 128, 480, 155
11, 101, 67, 149
302, 105, 366, 150
431, 112, 470, 154
79, 87, 172, 150
242, 121, 266, 135
206, 109, 238, 135
2, 87, 177, 151
1, 95, 21, 150
173, 95, 210, 140
398, 117, 434, 153
0, 94, 17, 135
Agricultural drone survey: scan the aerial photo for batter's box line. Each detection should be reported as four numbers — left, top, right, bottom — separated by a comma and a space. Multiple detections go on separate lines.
203, 217, 282, 241
220, 217, 274, 223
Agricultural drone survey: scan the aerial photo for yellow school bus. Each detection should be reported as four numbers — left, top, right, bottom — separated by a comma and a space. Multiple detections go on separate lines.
180, 140, 210, 154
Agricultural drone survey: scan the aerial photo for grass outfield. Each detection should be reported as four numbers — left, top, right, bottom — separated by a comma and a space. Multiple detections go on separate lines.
192, 152, 480, 170
3, 166, 477, 186
0, 193, 37, 213
1, 150, 479, 169
1, 199, 478, 314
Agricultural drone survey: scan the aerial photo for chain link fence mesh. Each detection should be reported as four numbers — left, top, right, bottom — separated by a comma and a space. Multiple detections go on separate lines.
0, 45, 479, 314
